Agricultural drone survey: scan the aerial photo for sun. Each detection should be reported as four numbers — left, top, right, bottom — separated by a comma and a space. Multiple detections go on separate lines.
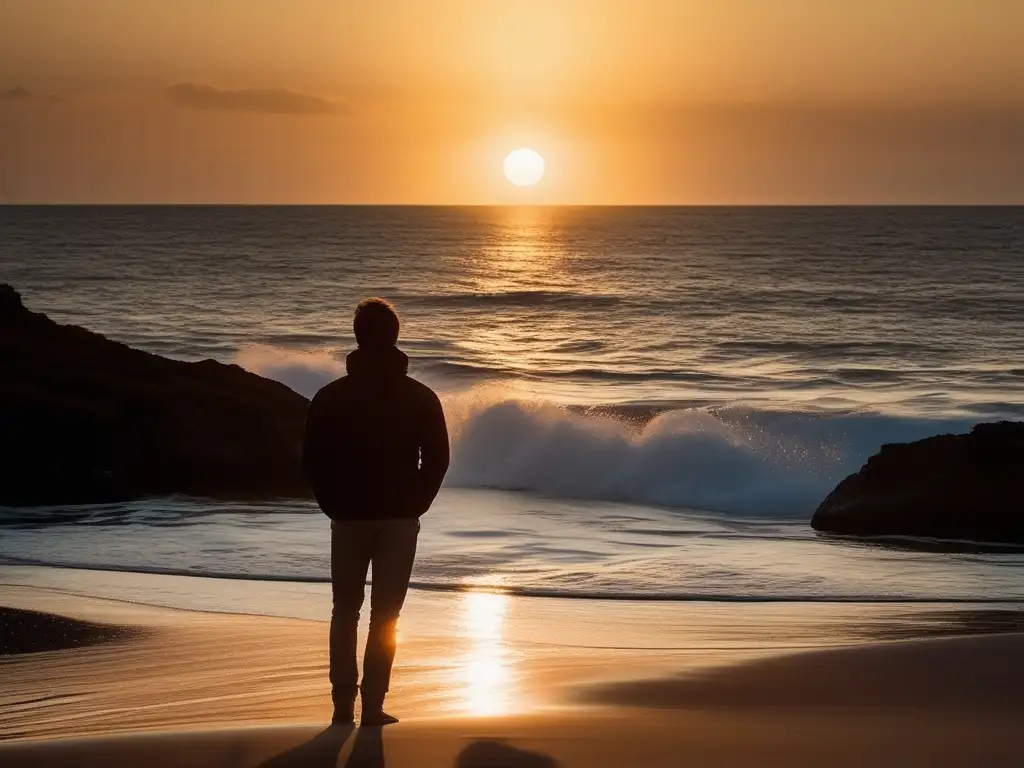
503, 148, 545, 188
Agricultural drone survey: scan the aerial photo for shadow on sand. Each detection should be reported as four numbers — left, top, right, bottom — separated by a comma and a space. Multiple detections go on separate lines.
345, 726, 385, 768
258, 724, 354, 768
455, 740, 559, 768
258, 726, 558, 768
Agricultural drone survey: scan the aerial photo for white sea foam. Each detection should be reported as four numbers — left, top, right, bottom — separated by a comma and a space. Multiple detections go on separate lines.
234, 345, 342, 396
235, 347, 980, 517
443, 391, 976, 517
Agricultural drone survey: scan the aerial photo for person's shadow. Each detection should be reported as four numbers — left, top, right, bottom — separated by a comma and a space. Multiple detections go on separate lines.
259, 727, 557, 768
258, 723, 354, 768
345, 726, 385, 768
454, 740, 559, 768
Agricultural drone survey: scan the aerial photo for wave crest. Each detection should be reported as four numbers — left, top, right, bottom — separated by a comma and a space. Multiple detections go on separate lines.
232, 347, 980, 517
444, 393, 975, 516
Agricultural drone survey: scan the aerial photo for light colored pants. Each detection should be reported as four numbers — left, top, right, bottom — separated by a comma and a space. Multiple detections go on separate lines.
329, 518, 419, 708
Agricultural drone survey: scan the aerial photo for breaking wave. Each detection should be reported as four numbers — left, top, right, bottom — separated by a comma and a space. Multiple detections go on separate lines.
232, 346, 981, 518
444, 393, 976, 517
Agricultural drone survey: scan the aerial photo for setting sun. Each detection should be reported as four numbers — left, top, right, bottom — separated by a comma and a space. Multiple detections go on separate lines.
3, 1, 1024, 761
503, 149, 545, 188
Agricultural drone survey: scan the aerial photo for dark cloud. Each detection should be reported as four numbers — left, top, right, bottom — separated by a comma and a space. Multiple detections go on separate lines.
4, 87, 33, 101
2, 87, 65, 104
164, 82, 345, 116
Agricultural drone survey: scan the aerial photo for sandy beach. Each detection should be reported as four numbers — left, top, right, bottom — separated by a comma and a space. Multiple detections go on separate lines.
2, 567, 1022, 767
4, 1, 1024, 762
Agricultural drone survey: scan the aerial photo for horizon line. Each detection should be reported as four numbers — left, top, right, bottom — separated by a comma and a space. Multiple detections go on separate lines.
2, 203, 1022, 209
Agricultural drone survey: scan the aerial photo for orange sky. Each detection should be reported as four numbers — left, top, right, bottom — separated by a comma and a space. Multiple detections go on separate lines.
1, 0, 1022, 204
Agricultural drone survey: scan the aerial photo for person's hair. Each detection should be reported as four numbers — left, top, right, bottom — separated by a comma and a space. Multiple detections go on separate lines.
353, 297, 400, 348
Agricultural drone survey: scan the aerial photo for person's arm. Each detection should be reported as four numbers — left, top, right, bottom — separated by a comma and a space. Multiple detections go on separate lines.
416, 391, 450, 516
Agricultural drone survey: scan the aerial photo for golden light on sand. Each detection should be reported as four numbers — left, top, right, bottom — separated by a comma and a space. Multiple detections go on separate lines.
503, 148, 545, 188
461, 591, 512, 715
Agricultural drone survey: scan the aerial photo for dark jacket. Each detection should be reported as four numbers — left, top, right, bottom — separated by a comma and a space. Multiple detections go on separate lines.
302, 346, 450, 521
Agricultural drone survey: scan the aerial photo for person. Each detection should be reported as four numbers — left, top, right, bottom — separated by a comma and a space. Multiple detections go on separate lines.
302, 298, 449, 726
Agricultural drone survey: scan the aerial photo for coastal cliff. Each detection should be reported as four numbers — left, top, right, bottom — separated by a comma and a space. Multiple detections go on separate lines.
1, 285, 311, 506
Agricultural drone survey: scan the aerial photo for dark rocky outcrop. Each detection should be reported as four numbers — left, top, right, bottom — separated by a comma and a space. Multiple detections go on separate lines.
0, 284, 312, 506
812, 421, 1024, 545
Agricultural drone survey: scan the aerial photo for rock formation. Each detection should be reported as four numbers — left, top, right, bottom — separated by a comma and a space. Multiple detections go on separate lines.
812, 421, 1024, 545
1, 284, 312, 506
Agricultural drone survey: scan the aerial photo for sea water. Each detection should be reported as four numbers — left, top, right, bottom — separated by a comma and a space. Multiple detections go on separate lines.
2, 206, 1023, 603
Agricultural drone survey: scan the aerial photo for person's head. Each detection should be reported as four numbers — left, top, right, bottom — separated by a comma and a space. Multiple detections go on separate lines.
353, 297, 400, 350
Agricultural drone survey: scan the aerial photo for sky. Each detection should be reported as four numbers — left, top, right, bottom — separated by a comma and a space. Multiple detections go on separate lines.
0, 0, 1022, 204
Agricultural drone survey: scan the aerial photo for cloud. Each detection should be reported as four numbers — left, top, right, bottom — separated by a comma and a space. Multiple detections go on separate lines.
2, 87, 65, 105
3, 87, 32, 101
164, 82, 345, 116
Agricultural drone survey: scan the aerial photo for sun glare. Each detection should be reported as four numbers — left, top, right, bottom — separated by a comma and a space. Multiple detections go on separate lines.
461, 591, 513, 715
503, 148, 545, 188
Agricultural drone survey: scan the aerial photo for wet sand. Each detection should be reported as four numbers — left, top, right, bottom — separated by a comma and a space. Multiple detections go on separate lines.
1, 573, 1022, 766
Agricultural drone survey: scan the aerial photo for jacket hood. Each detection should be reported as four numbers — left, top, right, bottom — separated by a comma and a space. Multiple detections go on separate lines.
346, 346, 409, 378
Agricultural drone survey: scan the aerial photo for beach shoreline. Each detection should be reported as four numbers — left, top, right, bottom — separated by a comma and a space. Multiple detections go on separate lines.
2, 567, 1023, 765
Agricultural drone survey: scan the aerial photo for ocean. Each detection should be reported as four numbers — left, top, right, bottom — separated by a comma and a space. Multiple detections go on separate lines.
2, 205, 1023, 606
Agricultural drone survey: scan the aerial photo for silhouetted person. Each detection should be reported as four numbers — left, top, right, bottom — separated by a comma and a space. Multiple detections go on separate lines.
303, 298, 449, 726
